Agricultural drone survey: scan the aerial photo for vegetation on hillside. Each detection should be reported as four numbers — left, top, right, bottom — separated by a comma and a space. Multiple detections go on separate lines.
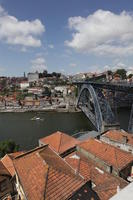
0, 140, 19, 158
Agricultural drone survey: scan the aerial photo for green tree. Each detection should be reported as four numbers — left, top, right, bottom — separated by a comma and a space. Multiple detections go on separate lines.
128, 74, 133, 79
0, 140, 19, 158
115, 69, 127, 79
107, 70, 113, 76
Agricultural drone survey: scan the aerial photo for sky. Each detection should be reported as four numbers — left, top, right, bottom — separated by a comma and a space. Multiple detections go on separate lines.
0, 0, 133, 76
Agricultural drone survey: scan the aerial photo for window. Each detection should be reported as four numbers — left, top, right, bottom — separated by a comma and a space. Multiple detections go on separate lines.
0, 179, 7, 192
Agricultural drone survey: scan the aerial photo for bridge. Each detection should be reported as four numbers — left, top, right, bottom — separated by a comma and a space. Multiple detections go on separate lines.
75, 81, 133, 93
75, 81, 133, 133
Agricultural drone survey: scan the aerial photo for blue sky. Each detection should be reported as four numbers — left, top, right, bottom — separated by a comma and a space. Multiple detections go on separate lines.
0, 0, 133, 76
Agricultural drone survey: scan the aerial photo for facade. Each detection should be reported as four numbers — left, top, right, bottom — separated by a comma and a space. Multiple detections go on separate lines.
20, 81, 29, 90
0, 161, 14, 199
28, 72, 39, 83
77, 138, 133, 180
100, 130, 133, 154
54, 86, 68, 96
65, 151, 128, 200
28, 87, 44, 95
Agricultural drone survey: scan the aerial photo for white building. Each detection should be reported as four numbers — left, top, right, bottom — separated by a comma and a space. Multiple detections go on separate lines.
28, 87, 44, 95
54, 86, 68, 96
20, 81, 29, 90
28, 72, 39, 83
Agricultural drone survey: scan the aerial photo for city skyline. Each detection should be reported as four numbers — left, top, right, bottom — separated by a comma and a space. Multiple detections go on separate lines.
0, 0, 133, 76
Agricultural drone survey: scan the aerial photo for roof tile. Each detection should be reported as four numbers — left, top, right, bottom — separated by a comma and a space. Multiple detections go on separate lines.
78, 138, 133, 170
65, 152, 128, 200
39, 131, 80, 155
13, 145, 85, 200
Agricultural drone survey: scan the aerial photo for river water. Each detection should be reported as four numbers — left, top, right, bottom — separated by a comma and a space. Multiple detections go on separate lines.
0, 107, 131, 150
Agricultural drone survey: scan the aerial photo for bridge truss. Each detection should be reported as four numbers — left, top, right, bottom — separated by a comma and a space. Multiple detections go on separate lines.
77, 84, 117, 132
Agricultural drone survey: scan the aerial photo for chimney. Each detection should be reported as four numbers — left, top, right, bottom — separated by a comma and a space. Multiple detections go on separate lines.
75, 158, 81, 176
131, 166, 133, 178
117, 185, 120, 193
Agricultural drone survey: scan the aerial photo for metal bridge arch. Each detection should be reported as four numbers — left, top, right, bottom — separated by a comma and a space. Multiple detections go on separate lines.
77, 84, 103, 132
77, 84, 116, 132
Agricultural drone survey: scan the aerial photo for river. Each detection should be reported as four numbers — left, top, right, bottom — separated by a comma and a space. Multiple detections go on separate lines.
0, 107, 131, 150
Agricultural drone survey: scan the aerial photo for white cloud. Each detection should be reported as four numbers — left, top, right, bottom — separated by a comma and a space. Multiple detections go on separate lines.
0, 5, 45, 48
102, 62, 133, 73
65, 10, 133, 56
31, 57, 47, 72
48, 44, 54, 49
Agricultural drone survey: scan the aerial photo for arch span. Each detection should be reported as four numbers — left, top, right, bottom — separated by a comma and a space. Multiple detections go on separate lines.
77, 84, 116, 132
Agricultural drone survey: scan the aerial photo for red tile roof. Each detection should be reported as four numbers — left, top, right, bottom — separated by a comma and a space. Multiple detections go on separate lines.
13, 145, 85, 200
1, 151, 24, 177
39, 131, 80, 155
65, 152, 128, 200
78, 138, 133, 170
103, 130, 133, 146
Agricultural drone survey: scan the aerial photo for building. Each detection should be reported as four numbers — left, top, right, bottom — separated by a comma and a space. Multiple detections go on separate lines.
100, 130, 133, 154
39, 131, 80, 157
28, 87, 44, 96
1, 152, 24, 177
28, 72, 39, 83
20, 81, 29, 90
13, 145, 99, 200
0, 161, 14, 199
64, 151, 128, 200
54, 86, 68, 96
77, 138, 133, 180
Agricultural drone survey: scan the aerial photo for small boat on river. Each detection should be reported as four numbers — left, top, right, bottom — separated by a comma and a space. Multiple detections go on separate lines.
31, 116, 44, 121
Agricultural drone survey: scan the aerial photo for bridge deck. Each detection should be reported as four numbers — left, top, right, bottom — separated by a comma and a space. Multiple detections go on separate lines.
74, 81, 133, 93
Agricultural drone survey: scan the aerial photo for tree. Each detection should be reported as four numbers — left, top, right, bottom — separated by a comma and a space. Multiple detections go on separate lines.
0, 140, 19, 158
107, 70, 113, 76
128, 74, 133, 79
115, 69, 127, 79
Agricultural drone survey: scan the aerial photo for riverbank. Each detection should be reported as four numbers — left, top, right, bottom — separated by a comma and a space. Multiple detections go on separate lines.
0, 106, 81, 113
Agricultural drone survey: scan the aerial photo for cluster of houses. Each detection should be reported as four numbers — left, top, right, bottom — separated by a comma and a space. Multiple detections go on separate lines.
0, 69, 132, 111
1, 129, 133, 199
0, 72, 76, 111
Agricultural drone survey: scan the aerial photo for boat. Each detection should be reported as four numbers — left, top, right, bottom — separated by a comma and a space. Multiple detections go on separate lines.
31, 116, 44, 121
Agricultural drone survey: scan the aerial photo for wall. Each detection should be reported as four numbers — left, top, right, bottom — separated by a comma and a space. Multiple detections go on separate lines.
101, 136, 133, 154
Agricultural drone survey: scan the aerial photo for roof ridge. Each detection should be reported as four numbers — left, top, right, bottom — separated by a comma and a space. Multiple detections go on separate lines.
57, 132, 63, 153
15, 145, 48, 159
44, 166, 50, 200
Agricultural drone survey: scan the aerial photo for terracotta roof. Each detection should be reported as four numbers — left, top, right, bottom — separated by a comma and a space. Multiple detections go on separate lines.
13, 145, 85, 200
68, 182, 100, 200
78, 138, 133, 170
103, 130, 133, 146
39, 131, 80, 155
65, 152, 128, 200
1, 151, 24, 177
